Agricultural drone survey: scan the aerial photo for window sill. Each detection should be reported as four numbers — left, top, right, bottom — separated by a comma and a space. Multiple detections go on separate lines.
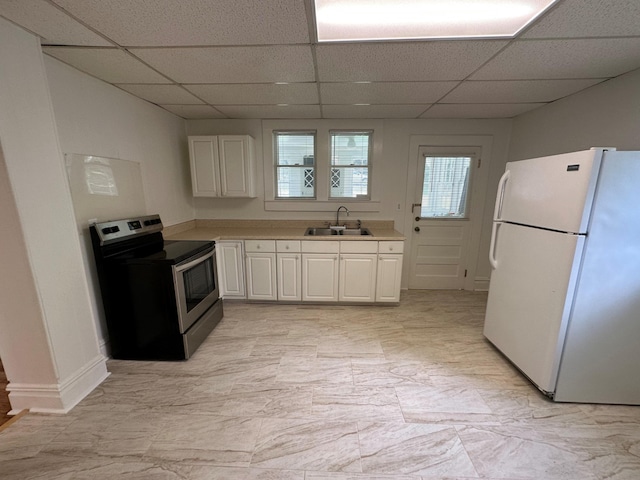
264, 200, 381, 212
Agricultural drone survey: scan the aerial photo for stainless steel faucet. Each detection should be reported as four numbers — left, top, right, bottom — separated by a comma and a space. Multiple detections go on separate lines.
336, 205, 350, 226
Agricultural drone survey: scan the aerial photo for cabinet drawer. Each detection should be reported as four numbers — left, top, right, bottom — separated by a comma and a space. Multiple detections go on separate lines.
301, 240, 340, 254
378, 241, 404, 254
340, 241, 378, 254
276, 240, 301, 253
245, 240, 276, 253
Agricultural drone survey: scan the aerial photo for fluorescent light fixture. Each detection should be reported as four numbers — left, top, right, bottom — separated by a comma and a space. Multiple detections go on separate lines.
314, 0, 558, 42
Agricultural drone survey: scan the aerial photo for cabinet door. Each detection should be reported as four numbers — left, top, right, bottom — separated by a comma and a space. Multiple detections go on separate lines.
277, 253, 301, 301
246, 253, 277, 301
339, 254, 378, 302
302, 254, 339, 302
189, 136, 220, 197
376, 254, 403, 303
218, 135, 255, 198
216, 241, 245, 298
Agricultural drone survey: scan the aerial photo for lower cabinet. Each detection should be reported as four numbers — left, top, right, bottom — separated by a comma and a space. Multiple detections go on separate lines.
216, 240, 246, 298
276, 241, 301, 301
339, 254, 378, 302
376, 254, 403, 302
220, 238, 403, 303
245, 240, 277, 301
301, 241, 340, 302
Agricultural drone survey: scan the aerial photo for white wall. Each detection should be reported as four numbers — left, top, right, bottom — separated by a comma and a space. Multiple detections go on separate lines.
0, 18, 107, 413
509, 68, 640, 160
45, 57, 194, 227
187, 118, 512, 287
44, 57, 195, 349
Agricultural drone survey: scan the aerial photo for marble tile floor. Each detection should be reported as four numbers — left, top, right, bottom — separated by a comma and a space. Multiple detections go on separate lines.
2, 290, 640, 479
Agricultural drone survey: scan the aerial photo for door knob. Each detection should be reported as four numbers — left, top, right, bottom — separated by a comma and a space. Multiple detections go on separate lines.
414, 226, 420, 232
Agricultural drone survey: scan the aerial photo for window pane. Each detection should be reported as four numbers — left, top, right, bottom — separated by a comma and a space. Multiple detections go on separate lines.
329, 166, 368, 198
276, 133, 315, 166
421, 156, 471, 218
277, 166, 315, 198
275, 132, 315, 198
330, 132, 371, 198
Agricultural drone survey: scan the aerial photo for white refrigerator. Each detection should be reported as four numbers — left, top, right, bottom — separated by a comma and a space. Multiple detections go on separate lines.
484, 147, 640, 404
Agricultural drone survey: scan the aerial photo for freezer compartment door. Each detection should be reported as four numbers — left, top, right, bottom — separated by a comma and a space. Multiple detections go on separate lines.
496, 149, 604, 233
484, 222, 584, 393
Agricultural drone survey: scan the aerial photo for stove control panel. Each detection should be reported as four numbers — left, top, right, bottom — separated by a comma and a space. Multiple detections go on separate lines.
93, 214, 163, 245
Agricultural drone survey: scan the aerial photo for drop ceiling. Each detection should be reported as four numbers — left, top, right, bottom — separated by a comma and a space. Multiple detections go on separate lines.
1, 0, 639, 120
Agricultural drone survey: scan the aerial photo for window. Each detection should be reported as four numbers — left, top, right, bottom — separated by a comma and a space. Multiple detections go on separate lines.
421, 156, 472, 218
274, 131, 316, 198
329, 131, 371, 199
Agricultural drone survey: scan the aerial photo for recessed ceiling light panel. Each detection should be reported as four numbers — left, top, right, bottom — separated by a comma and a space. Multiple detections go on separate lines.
314, 0, 559, 42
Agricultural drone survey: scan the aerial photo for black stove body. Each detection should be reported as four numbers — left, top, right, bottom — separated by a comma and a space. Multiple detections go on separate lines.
90, 214, 222, 360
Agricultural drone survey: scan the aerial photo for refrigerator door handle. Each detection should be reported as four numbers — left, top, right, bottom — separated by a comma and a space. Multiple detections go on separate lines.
493, 170, 511, 221
489, 221, 501, 269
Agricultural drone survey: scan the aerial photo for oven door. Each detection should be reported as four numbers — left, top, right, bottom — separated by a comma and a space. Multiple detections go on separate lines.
173, 246, 220, 333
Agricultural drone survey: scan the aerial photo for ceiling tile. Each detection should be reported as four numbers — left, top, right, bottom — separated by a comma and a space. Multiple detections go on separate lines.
214, 105, 321, 119
43, 47, 168, 83
0, 0, 111, 46
186, 83, 318, 105
421, 103, 545, 119
320, 82, 458, 104
441, 79, 606, 103
471, 38, 640, 80
316, 41, 508, 82
116, 84, 204, 104
52, 0, 310, 46
322, 104, 428, 119
524, 0, 640, 38
131, 46, 315, 84
160, 105, 226, 119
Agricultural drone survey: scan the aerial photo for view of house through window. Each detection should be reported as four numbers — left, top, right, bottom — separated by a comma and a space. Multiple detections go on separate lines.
421, 156, 472, 218
274, 131, 316, 198
330, 131, 371, 198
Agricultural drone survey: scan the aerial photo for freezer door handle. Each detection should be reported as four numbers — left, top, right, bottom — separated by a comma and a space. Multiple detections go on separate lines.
489, 221, 501, 269
493, 170, 510, 221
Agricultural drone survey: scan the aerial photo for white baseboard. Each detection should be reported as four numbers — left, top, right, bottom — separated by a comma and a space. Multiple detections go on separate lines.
7, 355, 109, 414
474, 276, 490, 291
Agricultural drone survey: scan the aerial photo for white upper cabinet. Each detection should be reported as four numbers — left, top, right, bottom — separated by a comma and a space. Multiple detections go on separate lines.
188, 135, 256, 198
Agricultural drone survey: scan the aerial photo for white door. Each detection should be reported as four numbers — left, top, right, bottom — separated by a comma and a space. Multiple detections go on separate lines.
302, 254, 339, 302
218, 135, 254, 197
498, 149, 600, 233
376, 254, 403, 303
245, 253, 277, 301
484, 222, 583, 393
277, 253, 301, 301
339, 254, 377, 302
216, 241, 245, 298
408, 147, 481, 290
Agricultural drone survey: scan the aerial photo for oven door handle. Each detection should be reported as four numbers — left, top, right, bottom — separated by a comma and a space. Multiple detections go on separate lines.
174, 247, 215, 273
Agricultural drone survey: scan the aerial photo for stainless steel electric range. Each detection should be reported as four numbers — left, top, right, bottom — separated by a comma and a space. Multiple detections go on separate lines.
90, 214, 223, 360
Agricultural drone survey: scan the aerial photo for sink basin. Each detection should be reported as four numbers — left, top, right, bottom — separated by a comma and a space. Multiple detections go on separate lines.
304, 227, 372, 236
305, 228, 337, 236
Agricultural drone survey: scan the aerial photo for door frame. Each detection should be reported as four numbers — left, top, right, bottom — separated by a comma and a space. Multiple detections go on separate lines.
404, 135, 493, 291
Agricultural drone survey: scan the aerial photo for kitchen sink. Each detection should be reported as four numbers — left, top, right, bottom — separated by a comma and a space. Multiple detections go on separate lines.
304, 227, 372, 236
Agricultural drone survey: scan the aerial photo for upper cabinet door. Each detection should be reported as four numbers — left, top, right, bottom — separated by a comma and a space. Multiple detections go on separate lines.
218, 135, 256, 198
188, 135, 256, 198
189, 136, 220, 197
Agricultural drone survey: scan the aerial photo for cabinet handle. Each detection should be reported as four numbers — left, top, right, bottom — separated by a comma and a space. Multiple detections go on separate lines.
285, 245, 290, 250
389, 247, 394, 251
257, 245, 261, 249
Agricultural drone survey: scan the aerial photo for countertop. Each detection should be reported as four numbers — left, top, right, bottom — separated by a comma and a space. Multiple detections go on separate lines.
164, 219, 405, 242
